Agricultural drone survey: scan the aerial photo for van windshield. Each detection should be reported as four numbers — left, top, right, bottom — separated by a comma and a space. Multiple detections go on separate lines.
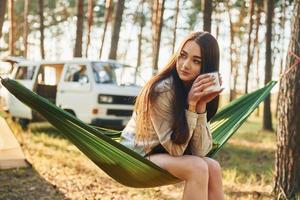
92, 62, 136, 86
15, 66, 36, 80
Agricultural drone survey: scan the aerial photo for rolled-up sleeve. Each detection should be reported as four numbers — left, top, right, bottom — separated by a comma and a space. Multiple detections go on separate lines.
150, 90, 200, 156
190, 112, 213, 157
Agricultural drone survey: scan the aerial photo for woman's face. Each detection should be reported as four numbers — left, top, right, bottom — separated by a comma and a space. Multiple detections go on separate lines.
176, 40, 202, 84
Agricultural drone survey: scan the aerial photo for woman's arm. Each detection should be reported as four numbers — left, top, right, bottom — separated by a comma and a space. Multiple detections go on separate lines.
150, 90, 198, 156
190, 112, 213, 157
186, 74, 223, 157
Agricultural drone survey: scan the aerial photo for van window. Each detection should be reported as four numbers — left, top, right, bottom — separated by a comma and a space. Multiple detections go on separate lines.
15, 66, 36, 80
37, 66, 57, 85
114, 65, 136, 86
92, 62, 137, 86
64, 64, 89, 83
92, 63, 116, 84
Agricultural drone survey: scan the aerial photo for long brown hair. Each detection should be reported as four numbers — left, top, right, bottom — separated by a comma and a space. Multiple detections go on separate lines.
135, 32, 220, 148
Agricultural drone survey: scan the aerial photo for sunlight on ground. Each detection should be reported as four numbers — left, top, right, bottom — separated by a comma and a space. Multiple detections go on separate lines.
0, 111, 277, 199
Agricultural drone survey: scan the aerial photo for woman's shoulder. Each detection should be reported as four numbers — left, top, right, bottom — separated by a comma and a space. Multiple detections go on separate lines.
153, 76, 174, 93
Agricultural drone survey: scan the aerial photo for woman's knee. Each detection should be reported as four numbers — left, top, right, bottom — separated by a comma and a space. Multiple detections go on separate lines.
204, 158, 222, 175
184, 156, 209, 180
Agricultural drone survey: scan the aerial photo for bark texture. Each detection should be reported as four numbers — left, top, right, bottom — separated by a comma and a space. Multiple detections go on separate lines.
74, 0, 84, 57
274, 1, 300, 199
108, 0, 125, 60
263, 0, 274, 130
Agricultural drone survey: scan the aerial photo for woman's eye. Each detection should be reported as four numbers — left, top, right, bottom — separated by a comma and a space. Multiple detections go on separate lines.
194, 60, 201, 64
180, 53, 187, 58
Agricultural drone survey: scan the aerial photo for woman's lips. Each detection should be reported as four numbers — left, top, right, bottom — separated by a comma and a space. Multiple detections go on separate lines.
181, 71, 190, 76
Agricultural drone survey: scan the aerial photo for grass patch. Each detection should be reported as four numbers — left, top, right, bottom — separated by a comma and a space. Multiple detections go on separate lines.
1, 114, 277, 199
215, 115, 276, 199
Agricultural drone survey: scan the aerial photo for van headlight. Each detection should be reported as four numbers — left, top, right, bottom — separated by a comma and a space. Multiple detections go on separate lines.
98, 95, 113, 104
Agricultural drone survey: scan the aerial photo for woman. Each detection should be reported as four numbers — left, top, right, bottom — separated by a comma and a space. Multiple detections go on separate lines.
120, 32, 224, 200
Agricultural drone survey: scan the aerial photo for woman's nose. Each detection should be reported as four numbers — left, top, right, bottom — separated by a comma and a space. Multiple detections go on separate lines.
182, 60, 191, 69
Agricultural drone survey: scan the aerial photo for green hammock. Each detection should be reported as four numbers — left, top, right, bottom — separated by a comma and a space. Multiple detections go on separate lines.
0, 78, 277, 188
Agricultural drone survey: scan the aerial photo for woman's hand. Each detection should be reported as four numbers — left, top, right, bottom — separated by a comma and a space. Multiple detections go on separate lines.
187, 74, 215, 105
187, 74, 223, 111
197, 89, 223, 104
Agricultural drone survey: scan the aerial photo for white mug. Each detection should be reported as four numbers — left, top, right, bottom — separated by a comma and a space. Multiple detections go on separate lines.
204, 72, 221, 92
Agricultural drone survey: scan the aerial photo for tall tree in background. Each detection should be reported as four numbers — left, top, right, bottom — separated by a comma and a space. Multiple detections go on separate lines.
135, 0, 146, 84
151, 0, 165, 74
121, 3, 140, 61
276, 0, 287, 117
8, 0, 14, 55
244, 0, 255, 93
136, 0, 145, 68
263, 0, 274, 131
99, 0, 113, 58
186, 0, 201, 30
254, 2, 262, 116
85, 0, 94, 57
203, 0, 213, 32
274, 1, 300, 198
171, 0, 180, 54
227, 1, 236, 101
214, 3, 221, 40
0, 0, 6, 40
74, 0, 84, 57
23, 0, 29, 57
227, 1, 247, 101
108, 0, 125, 59
2, 1, 74, 55
38, 0, 45, 59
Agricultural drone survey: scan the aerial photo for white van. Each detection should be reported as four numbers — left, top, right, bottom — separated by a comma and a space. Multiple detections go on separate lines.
0, 56, 27, 111
7, 59, 141, 128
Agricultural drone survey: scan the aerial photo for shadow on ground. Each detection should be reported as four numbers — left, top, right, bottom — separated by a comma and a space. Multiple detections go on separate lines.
0, 166, 67, 200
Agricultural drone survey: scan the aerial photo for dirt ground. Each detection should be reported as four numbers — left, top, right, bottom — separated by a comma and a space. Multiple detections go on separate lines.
0, 116, 275, 200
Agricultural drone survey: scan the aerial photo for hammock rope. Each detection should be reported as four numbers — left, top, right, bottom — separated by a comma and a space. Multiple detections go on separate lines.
1, 78, 277, 188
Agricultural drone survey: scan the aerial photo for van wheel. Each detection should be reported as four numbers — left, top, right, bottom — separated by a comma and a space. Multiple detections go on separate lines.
18, 118, 30, 131
64, 109, 76, 117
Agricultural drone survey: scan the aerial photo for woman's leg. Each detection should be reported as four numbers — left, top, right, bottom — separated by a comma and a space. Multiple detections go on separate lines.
203, 157, 224, 200
147, 154, 209, 200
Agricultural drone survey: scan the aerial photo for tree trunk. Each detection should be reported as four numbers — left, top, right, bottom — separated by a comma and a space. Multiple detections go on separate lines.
99, 0, 113, 58
203, 0, 212, 33
74, 0, 84, 57
85, 0, 94, 57
274, 1, 300, 199
8, 0, 14, 55
23, 0, 29, 58
226, 2, 236, 101
151, 0, 165, 75
276, 0, 287, 117
171, 0, 180, 54
214, 4, 220, 40
0, 0, 7, 40
108, 0, 125, 60
244, 0, 255, 94
122, 1, 142, 61
256, 43, 261, 117
255, 5, 262, 116
136, 0, 145, 68
233, 44, 241, 98
263, 0, 274, 131
252, 4, 262, 116
38, 0, 45, 59
135, 0, 146, 84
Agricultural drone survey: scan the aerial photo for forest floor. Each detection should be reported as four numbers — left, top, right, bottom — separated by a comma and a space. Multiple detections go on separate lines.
0, 110, 276, 200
